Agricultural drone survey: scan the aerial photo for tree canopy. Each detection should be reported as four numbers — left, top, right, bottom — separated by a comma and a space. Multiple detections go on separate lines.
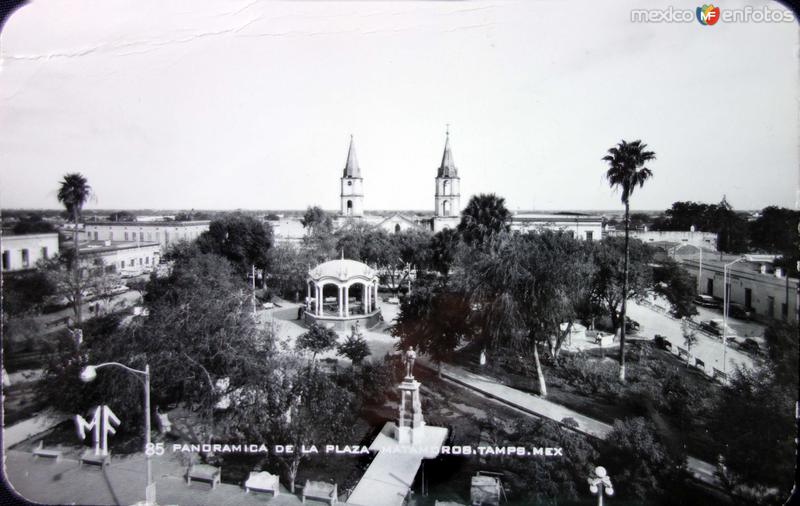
197, 213, 274, 278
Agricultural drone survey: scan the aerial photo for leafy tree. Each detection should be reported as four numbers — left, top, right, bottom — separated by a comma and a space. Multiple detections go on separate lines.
751, 206, 799, 276
712, 197, 749, 254
500, 418, 599, 503
457, 193, 511, 248
763, 321, 799, 389
336, 323, 371, 366
106, 211, 136, 222
75, 253, 271, 437
1, 268, 57, 316
709, 366, 795, 503
301, 206, 333, 235
603, 139, 655, 382
600, 417, 684, 502
268, 243, 312, 301
11, 214, 56, 234
589, 237, 653, 382
296, 323, 338, 362
652, 258, 697, 318
428, 227, 461, 279
197, 213, 273, 280
463, 232, 594, 395
392, 278, 473, 376
57, 172, 92, 327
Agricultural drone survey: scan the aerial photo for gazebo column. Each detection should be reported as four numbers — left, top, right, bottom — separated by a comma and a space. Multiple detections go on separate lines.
315, 284, 321, 316
344, 285, 350, 317
306, 283, 311, 310
366, 283, 371, 313
362, 283, 367, 315
338, 285, 344, 317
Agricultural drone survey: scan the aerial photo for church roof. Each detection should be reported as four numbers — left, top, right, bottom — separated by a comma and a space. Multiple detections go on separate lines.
343, 135, 361, 178
437, 131, 458, 178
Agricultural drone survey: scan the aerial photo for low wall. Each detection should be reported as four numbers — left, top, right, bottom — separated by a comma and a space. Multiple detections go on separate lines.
303, 310, 382, 331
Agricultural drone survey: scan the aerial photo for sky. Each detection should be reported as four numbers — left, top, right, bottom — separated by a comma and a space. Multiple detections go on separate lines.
0, 0, 797, 213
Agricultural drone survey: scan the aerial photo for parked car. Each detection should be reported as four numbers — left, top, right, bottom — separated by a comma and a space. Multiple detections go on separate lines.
728, 303, 753, 321
738, 338, 761, 355
625, 317, 640, 334
693, 294, 721, 308
653, 334, 672, 351
699, 319, 736, 337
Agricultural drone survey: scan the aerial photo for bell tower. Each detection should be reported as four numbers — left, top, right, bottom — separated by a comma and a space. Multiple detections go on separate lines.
340, 135, 364, 218
433, 126, 461, 232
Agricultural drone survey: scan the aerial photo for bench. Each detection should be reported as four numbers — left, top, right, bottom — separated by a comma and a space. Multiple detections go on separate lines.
187, 463, 221, 489
79, 449, 110, 467
244, 471, 280, 496
302, 480, 337, 505
32, 441, 62, 462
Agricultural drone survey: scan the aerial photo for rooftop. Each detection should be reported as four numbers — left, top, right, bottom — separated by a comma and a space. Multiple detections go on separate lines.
309, 258, 376, 281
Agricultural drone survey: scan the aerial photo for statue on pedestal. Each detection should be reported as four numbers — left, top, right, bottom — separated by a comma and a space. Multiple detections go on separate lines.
403, 347, 417, 379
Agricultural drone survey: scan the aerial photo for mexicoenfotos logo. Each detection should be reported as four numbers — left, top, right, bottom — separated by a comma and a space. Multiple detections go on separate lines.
696, 4, 721, 25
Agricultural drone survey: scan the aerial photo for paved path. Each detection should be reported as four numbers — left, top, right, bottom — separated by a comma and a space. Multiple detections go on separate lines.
4, 449, 303, 506
3, 410, 68, 450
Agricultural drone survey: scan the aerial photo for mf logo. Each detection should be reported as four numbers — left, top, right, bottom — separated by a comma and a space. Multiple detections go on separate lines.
75, 405, 121, 456
697, 4, 721, 25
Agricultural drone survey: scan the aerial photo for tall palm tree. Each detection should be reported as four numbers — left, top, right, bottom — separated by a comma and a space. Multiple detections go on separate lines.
57, 173, 92, 327
603, 140, 655, 382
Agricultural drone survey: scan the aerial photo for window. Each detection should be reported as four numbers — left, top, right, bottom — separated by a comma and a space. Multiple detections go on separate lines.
21, 249, 29, 268
442, 200, 450, 216
139, 258, 143, 265
781, 303, 788, 320
41, 247, 48, 258
443, 180, 449, 195
139, 232, 144, 241
145, 257, 150, 265
346, 200, 353, 216
94, 232, 99, 240
124, 232, 129, 241
395, 224, 401, 233
767, 296, 775, 318
130, 259, 135, 267
2, 250, 9, 270
121, 261, 125, 269
585, 231, 593, 241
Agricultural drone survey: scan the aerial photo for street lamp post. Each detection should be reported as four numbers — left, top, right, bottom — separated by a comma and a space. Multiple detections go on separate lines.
722, 257, 747, 376
80, 362, 154, 505
588, 466, 614, 506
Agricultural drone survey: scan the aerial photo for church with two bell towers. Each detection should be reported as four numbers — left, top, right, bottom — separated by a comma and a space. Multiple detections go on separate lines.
337, 128, 461, 233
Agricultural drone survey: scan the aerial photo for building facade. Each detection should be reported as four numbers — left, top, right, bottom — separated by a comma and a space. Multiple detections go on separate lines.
509, 214, 603, 241
82, 221, 210, 249
683, 258, 798, 324
433, 129, 461, 233
340, 135, 364, 218
78, 241, 161, 277
1, 233, 59, 272
607, 229, 717, 251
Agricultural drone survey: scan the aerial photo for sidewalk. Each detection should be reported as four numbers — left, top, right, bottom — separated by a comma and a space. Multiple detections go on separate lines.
4, 450, 303, 506
3, 410, 68, 450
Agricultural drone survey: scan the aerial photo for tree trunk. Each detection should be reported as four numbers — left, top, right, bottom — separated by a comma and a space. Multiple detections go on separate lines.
73, 209, 82, 328
620, 200, 630, 383
533, 343, 547, 397
289, 459, 300, 493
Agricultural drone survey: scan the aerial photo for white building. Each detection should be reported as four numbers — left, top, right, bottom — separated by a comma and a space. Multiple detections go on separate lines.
1, 233, 59, 272
683, 258, 798, 324
510, 214, 603, 241
608, 229, 718, 251
82, 221, 210, 249
77, 240, 161, 277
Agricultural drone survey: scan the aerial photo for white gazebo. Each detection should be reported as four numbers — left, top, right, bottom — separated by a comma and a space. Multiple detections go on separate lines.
305, 257, 381, 330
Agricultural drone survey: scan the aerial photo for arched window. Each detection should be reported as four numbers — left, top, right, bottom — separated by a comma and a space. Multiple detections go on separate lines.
443, 180, 449, 195
395, 224, 401, 233
442, 200, 450, 216
346, 200, 353, 215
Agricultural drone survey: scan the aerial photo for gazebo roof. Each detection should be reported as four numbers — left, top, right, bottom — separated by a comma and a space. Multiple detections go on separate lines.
309, 258, 376, 282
